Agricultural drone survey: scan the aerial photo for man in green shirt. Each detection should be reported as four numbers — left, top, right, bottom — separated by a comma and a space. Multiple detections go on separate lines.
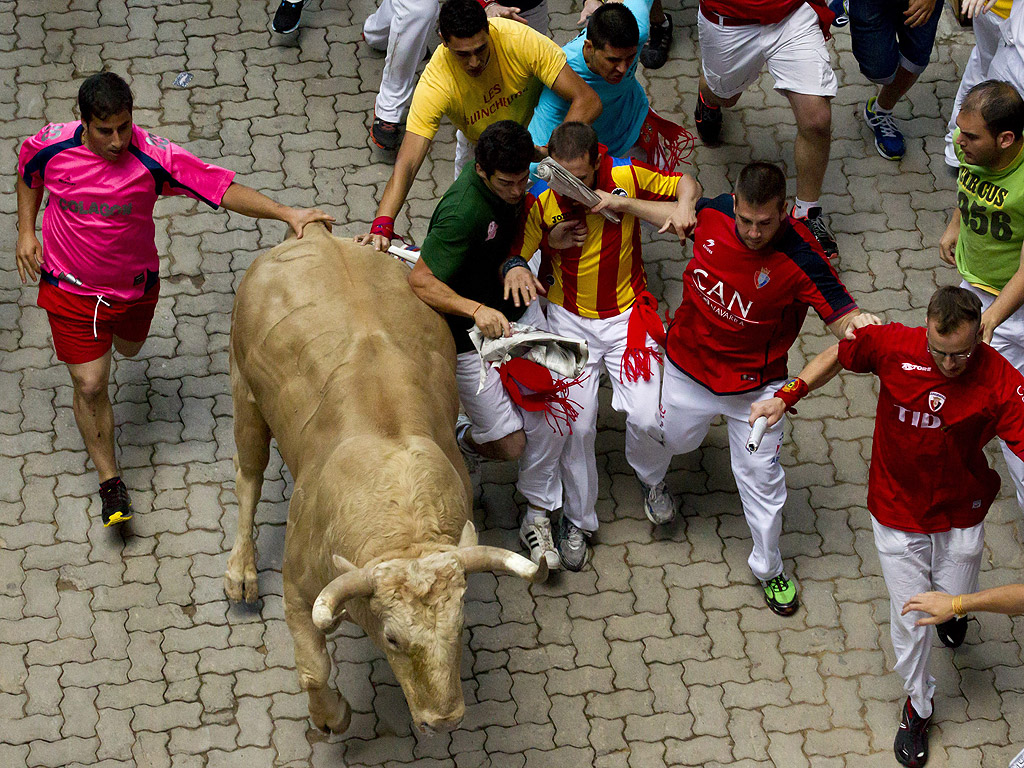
941, 78, 1024, 510
408, 120, 565, 571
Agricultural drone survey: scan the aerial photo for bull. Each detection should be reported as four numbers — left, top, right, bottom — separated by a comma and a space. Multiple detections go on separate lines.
223, 224, 546, 735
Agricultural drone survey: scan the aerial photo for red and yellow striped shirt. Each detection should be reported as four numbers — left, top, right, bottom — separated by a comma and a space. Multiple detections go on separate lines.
514, 154, 680, 319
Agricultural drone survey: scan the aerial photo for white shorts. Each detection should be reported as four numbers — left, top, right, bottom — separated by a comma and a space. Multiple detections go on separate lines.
698, 3, 838, 99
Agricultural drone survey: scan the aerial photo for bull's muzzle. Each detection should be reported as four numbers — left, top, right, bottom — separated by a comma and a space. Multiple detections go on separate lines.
415, 712, 464, 736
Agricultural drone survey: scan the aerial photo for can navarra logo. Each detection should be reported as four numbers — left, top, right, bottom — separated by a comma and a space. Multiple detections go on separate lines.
755, 266, 770, 289
928, 391, 946, 412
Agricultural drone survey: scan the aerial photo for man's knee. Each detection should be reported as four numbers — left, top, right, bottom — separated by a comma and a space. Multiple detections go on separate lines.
486, 430, 526, 462
71, 372, 110, 403
792, 98, 832, 138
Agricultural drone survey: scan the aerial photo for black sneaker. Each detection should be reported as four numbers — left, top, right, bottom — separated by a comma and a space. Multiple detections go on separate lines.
99, 477, 134, 528
639, 14, 673, 70
272, 0, 308, 34
371, 116, 403, 151
796, 206, 839, 261
894, 697, 930, 767
935, 616, 967, 648
694, 92, 723, 146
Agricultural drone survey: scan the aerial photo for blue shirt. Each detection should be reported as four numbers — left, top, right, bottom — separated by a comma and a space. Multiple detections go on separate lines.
528, 0, 653, 157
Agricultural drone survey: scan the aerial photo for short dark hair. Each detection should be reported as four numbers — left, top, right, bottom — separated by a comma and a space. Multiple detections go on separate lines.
439, 0, 488, 42
547, 122, 599, 165
961, 80, 1024, 142
587, 4, 639, 50
78, 72, 133, 126
927, 286, 982, 335
476, 120, 534, 176
734, 162, 787, 209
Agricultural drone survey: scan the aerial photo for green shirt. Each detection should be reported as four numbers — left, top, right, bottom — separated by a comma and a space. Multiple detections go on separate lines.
955, 134, 1024, 293
421, 164, 525, 353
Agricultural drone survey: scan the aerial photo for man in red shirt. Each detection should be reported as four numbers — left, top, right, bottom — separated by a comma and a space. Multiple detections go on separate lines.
751, 286, 1024, 768
693, 0, 840, 259
601, 162, 875, 614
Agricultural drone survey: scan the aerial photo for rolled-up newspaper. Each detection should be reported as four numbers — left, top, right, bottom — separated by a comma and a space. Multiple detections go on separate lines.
746, 416, 769, 454
387, 244, 420, 267
535, 157, 620, 223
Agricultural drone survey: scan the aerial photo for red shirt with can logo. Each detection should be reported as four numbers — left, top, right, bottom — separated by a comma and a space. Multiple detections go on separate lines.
665, 194, 856, 395
838, 322, 1024, 533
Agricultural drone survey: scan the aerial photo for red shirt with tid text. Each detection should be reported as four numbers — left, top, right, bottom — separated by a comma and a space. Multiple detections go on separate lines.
838, 323, 1024, 533
666, 194, 856, 395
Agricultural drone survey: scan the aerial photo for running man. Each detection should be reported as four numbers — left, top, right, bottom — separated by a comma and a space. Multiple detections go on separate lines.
15, 72, 333, 527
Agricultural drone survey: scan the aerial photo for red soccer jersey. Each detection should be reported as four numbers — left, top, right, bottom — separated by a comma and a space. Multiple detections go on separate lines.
701, 0, 804, 24
665, 194, 856, 395
838, 323, 1024, 533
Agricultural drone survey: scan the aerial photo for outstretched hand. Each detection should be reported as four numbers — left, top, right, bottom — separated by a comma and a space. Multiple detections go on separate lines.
901, 591, 955, 625
283, 208, 335, 238
504, 266, 546, 308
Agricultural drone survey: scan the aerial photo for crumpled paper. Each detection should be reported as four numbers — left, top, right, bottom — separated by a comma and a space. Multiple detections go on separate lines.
468, 323, 589, 394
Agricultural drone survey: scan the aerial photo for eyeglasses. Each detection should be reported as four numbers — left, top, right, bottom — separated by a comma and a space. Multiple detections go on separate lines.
927, 344, 974, 363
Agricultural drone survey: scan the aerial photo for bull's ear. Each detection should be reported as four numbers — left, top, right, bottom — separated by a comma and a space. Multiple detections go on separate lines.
458, 521, 478, 548
332, 554, 357, 574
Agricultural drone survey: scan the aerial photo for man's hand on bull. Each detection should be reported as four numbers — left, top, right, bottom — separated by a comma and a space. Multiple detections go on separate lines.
503, 262, 547, 308
282, 207, 336, 238
472, 304, 512, 338
354, 232, 391, 252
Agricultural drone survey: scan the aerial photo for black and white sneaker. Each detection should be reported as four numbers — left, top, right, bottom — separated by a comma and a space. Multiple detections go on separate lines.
796, 206, 839, 261
99, 477, 134, 528
555, 515, 591, 572
272, 0, 309, 34
894, 697, 930, 767
640, 14, 672, 70
519, 516, 560, 571
935, 616, 967, 648
639, 479, 676, 525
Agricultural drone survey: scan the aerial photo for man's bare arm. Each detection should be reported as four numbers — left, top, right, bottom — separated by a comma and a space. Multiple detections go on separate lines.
550, 65, 602, 125
356, 132, 433, 251
15, 175, 44, 283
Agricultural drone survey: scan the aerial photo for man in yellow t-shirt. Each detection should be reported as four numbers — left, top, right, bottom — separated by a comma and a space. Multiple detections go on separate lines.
356, 0, 601, 252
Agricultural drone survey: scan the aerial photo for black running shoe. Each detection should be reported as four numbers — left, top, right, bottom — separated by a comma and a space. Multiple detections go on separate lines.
936, 616, 967, 648
796, 206, 839, 261
894, 697, 930, 767
99, 477, 134, 528
272, 0, 308, 34
370, 116, 403, 151
639, 14, 673, 70
694, 92, 723, 146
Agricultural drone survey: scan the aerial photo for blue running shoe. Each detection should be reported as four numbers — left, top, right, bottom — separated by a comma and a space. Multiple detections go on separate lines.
829, 0, 849, 26
864, 97, 905, 160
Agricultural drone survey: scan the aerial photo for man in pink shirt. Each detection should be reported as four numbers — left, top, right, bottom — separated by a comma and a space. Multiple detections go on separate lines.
15, 71, 334, 529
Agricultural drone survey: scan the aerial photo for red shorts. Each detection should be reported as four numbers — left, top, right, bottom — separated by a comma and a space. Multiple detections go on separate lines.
38, 280, 160, 365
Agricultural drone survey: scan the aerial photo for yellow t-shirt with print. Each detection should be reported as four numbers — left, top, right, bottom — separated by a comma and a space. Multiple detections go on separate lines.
406, 18, 567, 143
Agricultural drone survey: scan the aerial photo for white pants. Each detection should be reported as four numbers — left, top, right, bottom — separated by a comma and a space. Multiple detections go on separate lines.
945, 11, 1008, 166
545, 303, 664, 532
698, 3, 838, 99
872, 517, 985, 719
455, 301, 567, 511
649, 364, 788, 581
363, 0, 440, 124
962, 282, 1024, 511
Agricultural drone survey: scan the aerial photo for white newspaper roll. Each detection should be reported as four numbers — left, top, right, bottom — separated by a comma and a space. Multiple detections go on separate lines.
746, 416, 769, 454
387, 244, 420, 266
535, 158, 620, 223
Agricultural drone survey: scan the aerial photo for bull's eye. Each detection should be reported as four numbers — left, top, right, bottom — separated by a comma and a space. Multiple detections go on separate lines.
384, 631, 401, 650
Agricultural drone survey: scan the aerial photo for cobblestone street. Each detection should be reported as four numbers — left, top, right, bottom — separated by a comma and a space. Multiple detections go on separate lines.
1, 1, 1023, 766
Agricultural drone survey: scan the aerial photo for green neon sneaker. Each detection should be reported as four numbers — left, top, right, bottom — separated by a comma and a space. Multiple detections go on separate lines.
760, 573, 799, 616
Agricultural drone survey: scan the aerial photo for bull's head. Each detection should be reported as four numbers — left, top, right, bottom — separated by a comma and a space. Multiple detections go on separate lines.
311, 521, 546, 734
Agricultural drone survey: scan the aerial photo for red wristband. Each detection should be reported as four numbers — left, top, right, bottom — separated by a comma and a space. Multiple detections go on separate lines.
371, 216, 395, 240
775, 377, 808, 411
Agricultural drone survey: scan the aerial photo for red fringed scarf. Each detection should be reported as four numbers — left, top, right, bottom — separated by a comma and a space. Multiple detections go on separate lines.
621, 291, 666, 383
498, 358, 588, 435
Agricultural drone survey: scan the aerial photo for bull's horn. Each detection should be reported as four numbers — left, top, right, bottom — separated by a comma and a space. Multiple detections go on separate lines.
312, 570, 374, 631
458, 521, 478, 548
456, 546, 548, 584
332, 554, 357, 574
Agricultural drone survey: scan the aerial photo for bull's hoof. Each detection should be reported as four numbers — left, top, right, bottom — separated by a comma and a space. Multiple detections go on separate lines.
309, 690, 351, 735
223, 568, 259, 603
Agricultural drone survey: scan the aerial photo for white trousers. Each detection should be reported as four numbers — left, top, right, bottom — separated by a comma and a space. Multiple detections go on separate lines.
545, 303, 664, 532
649, 364, 788, 581
962, 282, 1024, 511
363, 0, 440, 123
455, 301, 567, 511
872, 517, 985, 719
944, 10, 1008, 166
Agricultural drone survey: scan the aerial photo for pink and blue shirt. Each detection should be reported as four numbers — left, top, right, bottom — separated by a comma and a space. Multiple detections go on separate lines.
19, 121, 235, 301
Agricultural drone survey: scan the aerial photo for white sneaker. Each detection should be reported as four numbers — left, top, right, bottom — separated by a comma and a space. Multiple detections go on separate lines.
639, 479, 676, 524
519, 516, 560, 571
